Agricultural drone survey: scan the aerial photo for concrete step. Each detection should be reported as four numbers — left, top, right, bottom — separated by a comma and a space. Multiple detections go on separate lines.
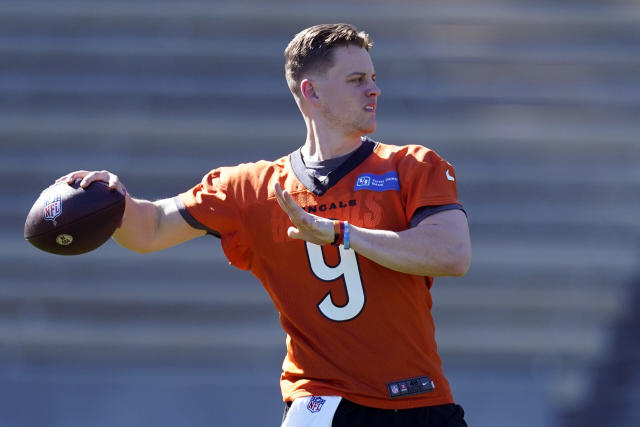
0, 1, 638, 30
470, 236, 638, 273
2, 251, 634, 300
467, 203, 638, 230
0, 318, 285, 362
7, 203, 640, 276
436, 321, 607, 362
0, 263, 626, 316
0, 262, 618, 359
2, 238, 629, 283
0, 308, 607, 362
1, 112, 638, 150
2, 117, 639, 177
8, 210, 640, 263
4, 293, 612, 333
1, 33, 638, 68
3, 52, 639, 104
3, 80, 639, 112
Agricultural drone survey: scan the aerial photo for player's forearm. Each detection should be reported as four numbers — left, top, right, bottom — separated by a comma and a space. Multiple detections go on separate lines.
349, 213, 471, 277
112, 195, 161, 253
113, 196, 206, 253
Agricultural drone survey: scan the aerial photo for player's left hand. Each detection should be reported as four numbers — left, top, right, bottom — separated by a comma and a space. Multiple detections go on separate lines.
274, 182, 334, 245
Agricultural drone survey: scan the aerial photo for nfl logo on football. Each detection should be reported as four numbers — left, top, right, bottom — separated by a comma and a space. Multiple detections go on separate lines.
43, 194, 62, 226
306, 396, 326, 413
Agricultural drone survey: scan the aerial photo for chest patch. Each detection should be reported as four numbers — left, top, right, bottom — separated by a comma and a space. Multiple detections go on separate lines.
354, 171, 400, 192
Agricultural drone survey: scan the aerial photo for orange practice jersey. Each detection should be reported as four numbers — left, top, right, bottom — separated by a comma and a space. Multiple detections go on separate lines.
179, 138, 462, 409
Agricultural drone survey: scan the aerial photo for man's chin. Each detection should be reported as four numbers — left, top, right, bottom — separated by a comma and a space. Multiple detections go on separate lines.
360, 124, 376, 135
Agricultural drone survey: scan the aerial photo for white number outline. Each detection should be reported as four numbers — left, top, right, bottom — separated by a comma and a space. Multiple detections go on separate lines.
304, 241, 366, 322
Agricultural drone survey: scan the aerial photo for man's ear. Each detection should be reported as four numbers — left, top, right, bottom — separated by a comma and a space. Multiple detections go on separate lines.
301, 79, 319, 102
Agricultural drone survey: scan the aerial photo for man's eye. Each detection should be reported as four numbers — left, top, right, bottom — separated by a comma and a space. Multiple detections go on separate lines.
348, 76, 368, 84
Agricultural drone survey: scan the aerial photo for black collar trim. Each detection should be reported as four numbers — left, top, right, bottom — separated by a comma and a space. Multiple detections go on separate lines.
289, 137, 377, 196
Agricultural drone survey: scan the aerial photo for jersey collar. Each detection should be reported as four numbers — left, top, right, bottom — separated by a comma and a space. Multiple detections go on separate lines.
289, 137, 377, 196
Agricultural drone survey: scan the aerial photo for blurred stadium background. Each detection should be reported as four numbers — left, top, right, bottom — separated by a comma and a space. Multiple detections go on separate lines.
1, 0, 639, 425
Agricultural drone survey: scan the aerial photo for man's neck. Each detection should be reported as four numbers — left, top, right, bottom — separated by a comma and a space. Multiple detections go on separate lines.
301, 120, 363, 162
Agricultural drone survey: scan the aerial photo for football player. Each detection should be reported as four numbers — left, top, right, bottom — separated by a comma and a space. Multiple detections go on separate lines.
58, 23, 471, 427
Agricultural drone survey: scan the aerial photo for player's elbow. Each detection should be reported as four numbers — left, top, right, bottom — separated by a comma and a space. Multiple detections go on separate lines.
113, 237, 153, 254
437, 242, 471, 277
449, 255, 471, 277
449, 244, 471, 277
112, 230, 158, 254
414, 246, 471, 277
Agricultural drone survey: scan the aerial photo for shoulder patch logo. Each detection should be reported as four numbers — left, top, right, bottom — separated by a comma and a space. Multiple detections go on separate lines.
306, 396, 326, 413
354, 171, 400, 192
446, 169, 455, 182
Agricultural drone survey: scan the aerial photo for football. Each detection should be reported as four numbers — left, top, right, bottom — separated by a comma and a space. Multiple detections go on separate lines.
24, 180, 126, 255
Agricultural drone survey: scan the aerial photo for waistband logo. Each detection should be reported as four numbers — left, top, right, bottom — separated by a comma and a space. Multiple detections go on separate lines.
306, 396, 326, 413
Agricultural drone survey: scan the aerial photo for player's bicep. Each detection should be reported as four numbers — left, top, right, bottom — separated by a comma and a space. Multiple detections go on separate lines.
414, 209, 469, 240
151, 198, 207, 250
415, 209, 471, 260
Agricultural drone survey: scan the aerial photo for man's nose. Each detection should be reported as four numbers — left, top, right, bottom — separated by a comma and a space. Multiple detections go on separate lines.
367, 81, 381, 97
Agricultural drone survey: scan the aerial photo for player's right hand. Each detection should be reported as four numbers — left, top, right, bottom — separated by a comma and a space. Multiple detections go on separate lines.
56, 170, 127, 197
273, 182, 334, 245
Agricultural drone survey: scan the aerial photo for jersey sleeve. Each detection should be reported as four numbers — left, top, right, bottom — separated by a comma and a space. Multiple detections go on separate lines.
178, 168, 253, 270
397, 146, 462, 222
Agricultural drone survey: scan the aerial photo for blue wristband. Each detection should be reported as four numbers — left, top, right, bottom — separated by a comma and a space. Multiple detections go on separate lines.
343, 221, 350, 250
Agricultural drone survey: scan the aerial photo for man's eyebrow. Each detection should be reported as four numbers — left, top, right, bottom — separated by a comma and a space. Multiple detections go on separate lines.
345, 72, 371, 78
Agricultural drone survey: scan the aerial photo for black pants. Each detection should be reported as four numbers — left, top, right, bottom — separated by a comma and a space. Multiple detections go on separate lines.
282, 398, 468, 427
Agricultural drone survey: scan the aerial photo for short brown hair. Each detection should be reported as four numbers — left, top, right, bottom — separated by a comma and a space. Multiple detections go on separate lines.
284, 23, 373, 97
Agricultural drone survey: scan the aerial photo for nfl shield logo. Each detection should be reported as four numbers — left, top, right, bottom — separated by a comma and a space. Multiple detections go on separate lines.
306, 396, 326, 413
43, 194, 62, 226
390, 384, 400, 395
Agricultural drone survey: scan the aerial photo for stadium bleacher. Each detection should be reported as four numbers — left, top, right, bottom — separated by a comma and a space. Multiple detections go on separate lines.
1, 1, 639, 426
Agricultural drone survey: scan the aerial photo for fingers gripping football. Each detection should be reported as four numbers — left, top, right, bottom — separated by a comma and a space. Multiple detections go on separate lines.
273, 182, 334, 245
56, 170, 127, 197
